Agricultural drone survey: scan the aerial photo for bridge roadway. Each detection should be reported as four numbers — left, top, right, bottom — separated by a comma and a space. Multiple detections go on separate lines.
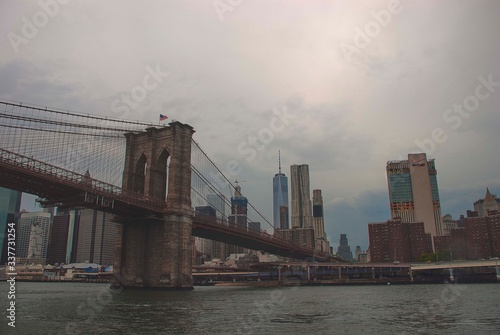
0, 148, 330, 260
409, 259, 500, 271
269, 260, 500, 272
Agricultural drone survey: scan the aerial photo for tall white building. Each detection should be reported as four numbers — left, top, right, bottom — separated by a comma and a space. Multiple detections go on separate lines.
17, 212, 32, 258
18, 211, 52, 260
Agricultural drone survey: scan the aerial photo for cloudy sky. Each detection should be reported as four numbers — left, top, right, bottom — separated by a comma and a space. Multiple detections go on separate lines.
1, 0, 499, 250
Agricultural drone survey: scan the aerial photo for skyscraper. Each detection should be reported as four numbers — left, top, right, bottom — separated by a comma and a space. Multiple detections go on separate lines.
228, 182, 248, 255
337, 234, 352, 262
229, 182, 248, 228
18, 210, 52, 261
0, 187, 22, 264
313, 189, 326, 239
386, 153, 443, 242
313, 189, 330, 252
17, 211, 33, 259
290, 164, 313, 229
273, 152, 289, 229
76, 209, 116, 266
47, 209, 79, 265
27, 212, 52, 259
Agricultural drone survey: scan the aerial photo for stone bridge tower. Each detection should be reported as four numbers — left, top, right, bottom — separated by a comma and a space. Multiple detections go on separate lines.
113, 121, 195, 289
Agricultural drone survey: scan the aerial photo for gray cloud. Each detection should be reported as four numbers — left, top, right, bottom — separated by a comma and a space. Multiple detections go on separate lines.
3, 0, 500, 249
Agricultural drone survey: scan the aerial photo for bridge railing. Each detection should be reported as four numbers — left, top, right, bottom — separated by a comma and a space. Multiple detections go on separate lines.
0, 148, 165, 210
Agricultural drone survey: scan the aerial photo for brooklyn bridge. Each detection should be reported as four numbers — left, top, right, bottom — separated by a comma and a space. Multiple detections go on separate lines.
0, 100, 331, 289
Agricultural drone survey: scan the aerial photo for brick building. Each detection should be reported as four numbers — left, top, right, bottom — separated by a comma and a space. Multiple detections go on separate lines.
434, 213, 500, 260
369, 219, 432, 263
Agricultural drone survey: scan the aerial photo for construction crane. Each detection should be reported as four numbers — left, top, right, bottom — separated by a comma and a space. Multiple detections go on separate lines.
234, 179, 247, 186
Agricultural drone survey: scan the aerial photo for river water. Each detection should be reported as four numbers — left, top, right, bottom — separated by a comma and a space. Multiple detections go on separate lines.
1, 282, 499, 334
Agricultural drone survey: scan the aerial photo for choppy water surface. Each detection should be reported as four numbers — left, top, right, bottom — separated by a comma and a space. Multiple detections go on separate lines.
1, 282, 499, 334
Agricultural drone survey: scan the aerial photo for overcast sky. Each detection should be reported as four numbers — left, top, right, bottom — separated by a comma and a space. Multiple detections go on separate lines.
1, 0, 499, 250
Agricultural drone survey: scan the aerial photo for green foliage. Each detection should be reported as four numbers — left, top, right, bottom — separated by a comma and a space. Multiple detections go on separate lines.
418, 252, 435, 262
418, 250, 453, 262
436, 250, 452, 261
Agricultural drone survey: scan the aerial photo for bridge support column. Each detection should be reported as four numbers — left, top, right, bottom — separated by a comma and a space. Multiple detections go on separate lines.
495, 265, 500, 281
112, 214, 193, 289
114, 121, 195, 289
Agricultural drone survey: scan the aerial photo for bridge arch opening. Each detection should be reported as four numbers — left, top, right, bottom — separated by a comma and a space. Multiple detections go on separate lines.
130, 153, 147, 194
152, 148, 170, 201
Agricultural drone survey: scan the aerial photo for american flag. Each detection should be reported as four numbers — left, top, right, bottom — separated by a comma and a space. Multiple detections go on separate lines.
159, 114, 168, 121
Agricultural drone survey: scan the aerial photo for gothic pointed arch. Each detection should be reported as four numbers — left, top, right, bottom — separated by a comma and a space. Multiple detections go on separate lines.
129, 153, 147, 194
151, 148, 170, 201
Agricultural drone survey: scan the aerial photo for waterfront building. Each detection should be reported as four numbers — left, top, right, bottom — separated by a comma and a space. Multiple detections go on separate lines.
47, 209, 79, 265
434, 228, 467, 260
337, 234, 353, 262
386, 153, 443, 247
0, 187, 22, 264
16, 211, 32, 259
273, 152, 289, 229
474, 188, 500, 217
18, 210, 52, 261
28, 215, 52, 260
290, 164, 313, 229
435, 212, 500, 260
368, 219, 432, 263
75, 209, 115, 266
435, 190, 500, 260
